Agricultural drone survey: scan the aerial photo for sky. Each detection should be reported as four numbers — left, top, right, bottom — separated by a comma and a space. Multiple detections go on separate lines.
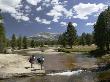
0, 0, 109, 38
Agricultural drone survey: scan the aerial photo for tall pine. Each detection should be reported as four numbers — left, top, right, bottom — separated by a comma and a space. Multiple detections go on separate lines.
0, 12, 6, 52
94, 7, 110, 50
11, 34, 17, 49
22, 36, 28, 49
80, 33, 86, 45
30, 40, 35, 48
17, 36, 22, 49
66, 22, 77, 48
58, 33, 67, 48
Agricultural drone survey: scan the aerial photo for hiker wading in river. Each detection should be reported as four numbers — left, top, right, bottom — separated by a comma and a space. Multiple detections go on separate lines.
29, 55, 36, 68
37, 57, 44, 70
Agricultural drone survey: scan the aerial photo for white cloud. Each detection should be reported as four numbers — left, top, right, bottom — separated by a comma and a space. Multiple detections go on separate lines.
60, 22, 67, 26
45, 0, 73, 22
0, 0, 30, 21
48, 27, 52, 30
36, 6, 42, 11
35, 17, 41, 22
60, 22, 77, 27
47, 5, 63, 22
47, 4, 73, 22
35, 17, 51, 24
51, 0, 60, 5
86, 22, 95, 26
11, 13, 30, 21
42, 3, 50, 7
25, 5, 31, 13
42, 19, 51, 24
44, 0, 51, 3
42, 0, 51, 7
73, 23, 77, 27
52, 17, 59, 22
26, 0, 41, 6
25, 5, 30, 10
0, 0, 73, 22
0, 0, 22, 13
21, 16, 30, 21
73, 3, 107, 19
64, 9, 73, 19
64, 1, 68, 4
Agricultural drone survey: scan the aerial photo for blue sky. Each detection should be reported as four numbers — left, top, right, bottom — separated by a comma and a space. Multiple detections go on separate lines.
0, 0, 109, 38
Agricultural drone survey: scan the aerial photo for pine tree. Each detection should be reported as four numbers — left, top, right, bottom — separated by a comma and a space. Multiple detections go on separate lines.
17, 36, 22, 49
30, 40, 35, 48
0, 14, 6, 52
85, 33, 93, 45
66, 22, 77, 48
22, 36, 28, 49
94, 7, 110, 50
11, 34, 17, 49
6, 39, 10, 47
58, 33, 67, 48
80, 33, 86, 45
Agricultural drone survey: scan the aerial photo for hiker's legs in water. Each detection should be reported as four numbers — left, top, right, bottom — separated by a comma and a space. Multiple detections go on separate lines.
41, 64, 43, 70
31, 63, 33, 68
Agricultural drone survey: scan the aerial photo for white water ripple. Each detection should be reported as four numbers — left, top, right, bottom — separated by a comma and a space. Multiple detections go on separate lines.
47, 70, 83, 76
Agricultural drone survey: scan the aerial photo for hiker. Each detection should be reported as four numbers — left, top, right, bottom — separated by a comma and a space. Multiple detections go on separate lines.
29, 55, 36, 68
37, 57, 44, 70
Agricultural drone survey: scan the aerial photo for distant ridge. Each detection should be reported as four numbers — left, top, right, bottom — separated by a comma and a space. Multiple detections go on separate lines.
28, 32, 60, 41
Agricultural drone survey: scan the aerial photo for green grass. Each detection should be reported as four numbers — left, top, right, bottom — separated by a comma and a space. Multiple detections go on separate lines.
98, 71, 110, 80
58, 45, 96, 53
97, 54, 110, 64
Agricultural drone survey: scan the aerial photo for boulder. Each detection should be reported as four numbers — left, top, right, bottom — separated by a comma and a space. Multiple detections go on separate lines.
4, 48, 12, 54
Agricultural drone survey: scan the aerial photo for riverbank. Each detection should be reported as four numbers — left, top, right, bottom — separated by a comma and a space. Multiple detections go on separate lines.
56, 46, 110, 72
58, 45, 96, 53
0, 47, 110, 82
0, 54, 45, 79
1, 46, 109, 79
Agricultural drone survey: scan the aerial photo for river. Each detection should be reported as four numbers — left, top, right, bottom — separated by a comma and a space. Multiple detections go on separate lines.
0, 52, 110, 82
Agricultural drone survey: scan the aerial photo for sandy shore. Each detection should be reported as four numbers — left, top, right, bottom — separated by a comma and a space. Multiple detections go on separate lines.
0, 54, 45, 79
27, 49, 63, 55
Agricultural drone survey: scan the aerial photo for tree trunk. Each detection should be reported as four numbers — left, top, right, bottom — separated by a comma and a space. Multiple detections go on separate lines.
70, 45, 72, 49
41, 64, 42, 70
106, 43, 110, 51
99, 45, 104, 50
63, 45, 66, 48
31, 63, 33, 68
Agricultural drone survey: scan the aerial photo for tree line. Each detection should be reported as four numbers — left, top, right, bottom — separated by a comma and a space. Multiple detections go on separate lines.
58, 6, 110, 51
58, 22, 94, 48
7, 34, 57, 50
2, 34, 31, 50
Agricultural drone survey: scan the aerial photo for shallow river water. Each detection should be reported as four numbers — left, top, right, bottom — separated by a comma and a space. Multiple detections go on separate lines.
0, 52, 110, 82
